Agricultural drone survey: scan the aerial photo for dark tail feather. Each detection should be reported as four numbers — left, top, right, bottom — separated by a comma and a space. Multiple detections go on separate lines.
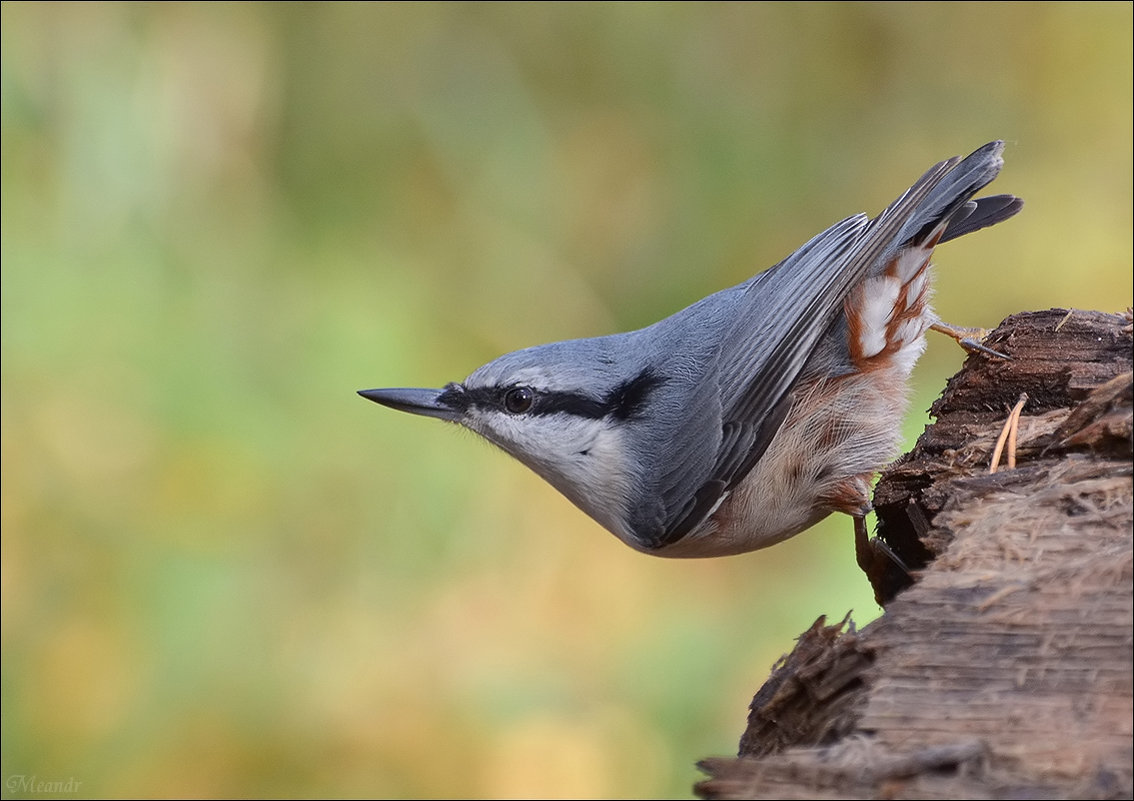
901, 141, 1022, 247
940, 194, 1024, 243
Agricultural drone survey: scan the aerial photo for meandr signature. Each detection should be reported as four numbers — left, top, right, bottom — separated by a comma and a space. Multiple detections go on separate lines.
5, 775, 83, 795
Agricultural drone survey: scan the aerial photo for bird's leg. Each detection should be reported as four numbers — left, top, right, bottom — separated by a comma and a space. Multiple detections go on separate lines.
852, 513, 877, 576
853, 513, 915, 607
854, 515, 909, 574
930, 321, 1009, 360
824, 476, 911, 602
853, 513, 911, 602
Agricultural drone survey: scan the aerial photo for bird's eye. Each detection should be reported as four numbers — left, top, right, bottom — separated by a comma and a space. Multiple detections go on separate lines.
503, 386, 535, 414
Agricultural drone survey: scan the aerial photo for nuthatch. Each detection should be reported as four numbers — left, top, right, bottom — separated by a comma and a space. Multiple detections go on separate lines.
359, 141, 1021, 563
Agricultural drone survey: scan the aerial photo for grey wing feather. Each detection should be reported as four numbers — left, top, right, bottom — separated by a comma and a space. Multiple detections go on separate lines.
631, 213, 868, 547
642, 141, 1017, 548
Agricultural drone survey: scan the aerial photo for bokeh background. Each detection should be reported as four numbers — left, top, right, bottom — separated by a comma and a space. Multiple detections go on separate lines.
2, 3, 1130, 798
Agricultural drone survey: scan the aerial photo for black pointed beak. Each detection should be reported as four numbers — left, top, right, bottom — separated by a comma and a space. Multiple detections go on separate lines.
357, 387, 462, 422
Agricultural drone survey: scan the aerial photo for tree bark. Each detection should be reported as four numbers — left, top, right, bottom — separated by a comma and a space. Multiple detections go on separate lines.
696, 309, 1134, 800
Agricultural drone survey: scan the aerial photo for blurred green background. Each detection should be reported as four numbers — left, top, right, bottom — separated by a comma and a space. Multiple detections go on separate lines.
2, 3, 1130, 798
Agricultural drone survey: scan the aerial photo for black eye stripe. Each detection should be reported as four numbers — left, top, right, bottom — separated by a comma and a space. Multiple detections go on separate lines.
452, 368, 664, 420
530, 391, 607, 418
605, 369, 664, 420
437, 382, 472, 413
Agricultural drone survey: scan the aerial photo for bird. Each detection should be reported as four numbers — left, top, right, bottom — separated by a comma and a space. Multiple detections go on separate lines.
359, 141, 1022, 565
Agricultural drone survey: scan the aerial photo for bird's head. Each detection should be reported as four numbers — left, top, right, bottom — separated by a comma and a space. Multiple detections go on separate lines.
359, 336, 665, 542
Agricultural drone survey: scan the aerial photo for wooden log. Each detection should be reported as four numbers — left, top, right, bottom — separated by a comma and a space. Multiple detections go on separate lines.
696, 309, 1133, 800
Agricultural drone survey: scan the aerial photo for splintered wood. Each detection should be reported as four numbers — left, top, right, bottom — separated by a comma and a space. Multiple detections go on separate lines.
697, 309, 1133, 800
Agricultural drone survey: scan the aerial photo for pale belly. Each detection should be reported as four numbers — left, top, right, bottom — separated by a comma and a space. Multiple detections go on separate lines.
657, 366, 914, 558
